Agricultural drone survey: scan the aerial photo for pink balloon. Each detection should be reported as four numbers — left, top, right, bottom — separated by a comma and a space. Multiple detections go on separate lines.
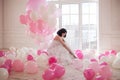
49, 63, 57, 70
20, 15, 27, 25
37, 50, 48, 55
12, 59, 24, 72
75, 50, 83, 59
75, 50, 82, 53
27, 54, 34, 61
104, 51, 110, 56
36, 19, 45, 33
48, 56, 57, 65
4, 59, 12, 73
4, 59, 12, 66
99, 65, 112, 79
42, 50, 48, 55
100, 62, 108, 66
37, 50, 42, 55
0, 51, 5, 57
83, 68, 95, 80
110, 50, 117, 55
98, 54, 105, 60
25, 61, 38, 74
90, 58, 98, 62
49, 63, 65, 78
54, 64, 65, 78
29, 22, 37, 33
42, 69, 55, 80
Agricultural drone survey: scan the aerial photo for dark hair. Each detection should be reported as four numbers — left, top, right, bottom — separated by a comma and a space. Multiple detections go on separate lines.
57, 28, 67, 37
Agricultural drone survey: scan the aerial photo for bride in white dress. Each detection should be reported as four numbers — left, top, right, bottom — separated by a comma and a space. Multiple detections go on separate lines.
47, 28, 84, 80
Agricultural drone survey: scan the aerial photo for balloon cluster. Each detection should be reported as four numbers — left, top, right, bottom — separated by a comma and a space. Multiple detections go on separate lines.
82, 49, 120, 80
19, 0, 60, 48
83, 61, 112, 80
0, 47, 65, 80
42, 63, 65, 80
73, 49, 118, 80
1, 48, 120, 80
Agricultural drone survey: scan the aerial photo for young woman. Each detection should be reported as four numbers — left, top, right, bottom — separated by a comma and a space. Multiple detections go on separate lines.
47, 28, 83, 80
47, 28, 76, 66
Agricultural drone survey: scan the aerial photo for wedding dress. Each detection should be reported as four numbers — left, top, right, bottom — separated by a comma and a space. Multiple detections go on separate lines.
47, 40, 84, 80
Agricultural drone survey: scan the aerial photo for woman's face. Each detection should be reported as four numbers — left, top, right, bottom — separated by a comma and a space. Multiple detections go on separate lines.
62, 32, 67, 38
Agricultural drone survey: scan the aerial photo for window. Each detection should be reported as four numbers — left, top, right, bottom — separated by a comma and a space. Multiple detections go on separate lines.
47, 0, 99, 50
81, 3, 98, 50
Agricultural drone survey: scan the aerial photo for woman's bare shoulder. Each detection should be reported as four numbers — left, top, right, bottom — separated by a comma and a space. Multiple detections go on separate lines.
54, 35, 61, 41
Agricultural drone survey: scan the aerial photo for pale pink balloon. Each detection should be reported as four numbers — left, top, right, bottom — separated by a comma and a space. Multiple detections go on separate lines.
72, 59, 83, 70
36, 19, 45, 33
42, 69, 55, 80
26, 0, 46, 11
99, 65, 112, 79
104, 51, 110, 56
25, 61, 38, 74
12, 59, 24, 72
89, 62, 100, 73
83, 68, 96, 80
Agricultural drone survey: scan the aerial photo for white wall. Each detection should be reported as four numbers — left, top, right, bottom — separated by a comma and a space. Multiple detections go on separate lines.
0, 0, 3, 49
3, 0, 38, 48
99, 0, 120, 52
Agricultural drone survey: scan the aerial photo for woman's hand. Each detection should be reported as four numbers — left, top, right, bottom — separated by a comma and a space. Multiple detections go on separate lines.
69, 52, 76, 58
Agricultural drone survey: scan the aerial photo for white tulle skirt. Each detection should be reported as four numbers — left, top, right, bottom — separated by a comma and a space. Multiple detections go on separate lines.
47, 40, 84, 80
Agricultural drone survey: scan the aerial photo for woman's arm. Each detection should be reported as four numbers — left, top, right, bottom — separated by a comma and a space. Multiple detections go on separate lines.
54, 36, 76, 58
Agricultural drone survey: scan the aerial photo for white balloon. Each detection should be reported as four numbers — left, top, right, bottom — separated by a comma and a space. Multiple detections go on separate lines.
82, 59, 90, 70
47, 2, 57, 14
116, 52, 120, 58
112, 57, 120, 69
30, 11, 39, 21
0, 57, 6, 66
6, 54, 15, 61
0, 68, 9, 80
108, 54, 116, 64
9, 47, 16, 52
72, 59, 83, 70
47, 16, 57, 27
36, 54, 48, 68
100, 56, 108, 63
